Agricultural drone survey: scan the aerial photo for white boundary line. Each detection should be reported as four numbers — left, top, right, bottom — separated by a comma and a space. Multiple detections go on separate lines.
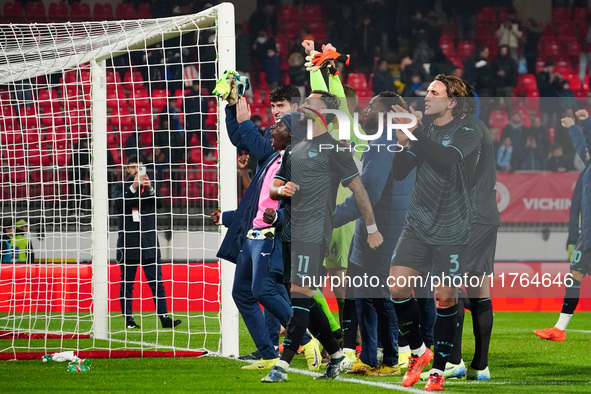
567, 329, 591, 334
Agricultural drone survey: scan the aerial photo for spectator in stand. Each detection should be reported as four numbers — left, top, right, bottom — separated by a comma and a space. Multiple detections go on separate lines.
429, 49, 455, 78
1, 219, 13, 264
287, 53, 307, 98
537, 60, 562, 129
329, 5, 356, 55
490, 45, 518, 98
248, 4, 277, 44
253, 30, 276, 67
501, 111, 526, 154
265, 48, 281, 91
527, 115, 552, 155
372, 59, 396, 95
558, 80, 579, 114
68, 136, 91, 216
464, 46, 495, 97
496, 136, 513, 172
496, 19, 522, 62
354, 13, 381, 73
452, 66, 463, 78
184, 80, 209, 149
579, 14, 591, 82
523, 19, 542, 75
517, 135, 545, 170
546, 145, 573, 172
400, 56, 426, 87
154, 113, 184, 163
402, 73, 427, 97
142, 145, 168, 193
10, 220, 34, 264
236, 25, 252, 84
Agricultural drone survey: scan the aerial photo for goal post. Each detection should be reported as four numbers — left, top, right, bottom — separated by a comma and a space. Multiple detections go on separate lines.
0, 2, 238, 358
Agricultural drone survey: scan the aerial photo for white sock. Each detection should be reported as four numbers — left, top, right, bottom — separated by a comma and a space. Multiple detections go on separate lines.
430, 368, 444, 377
275, 360, 289, 370
555, 313, 573, 331
399, 345, 410, 353
343, 347, 355, 353
411, 343, 426, 357
330, 349, 344, 360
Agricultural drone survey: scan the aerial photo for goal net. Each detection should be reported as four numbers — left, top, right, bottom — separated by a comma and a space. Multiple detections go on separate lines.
0, 2, 238, 359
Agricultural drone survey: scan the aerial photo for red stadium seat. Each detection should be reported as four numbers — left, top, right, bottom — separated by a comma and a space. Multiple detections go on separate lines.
71, 2, 91, 22
552, 7, 570, 23
93, 3, 114, 21
439, 42, 456, 58
566, 41, 583, 61
250, 104, 270, 128
557, 23, 577, 41
554, 58, 572, 74
525, 90, 540, 111
562, 73, 582, 91
123, 70, 145, 91
488, 110, 509, 131
138, 3, 152, 19
302, 5, 323, 21
22, 128, 40, 144
513, 106, 532, 128
280, 5, 300, 21
19, 105, 39, 129
574, 7, 590, 23
26, 1, 46, 22
48, 2, 69, 22
543, 40, 564, 58
517, 74, 538, 94
476, 7, 496, 24
115, 3, 136, 20
4, 2, 25, 22
151, 89, 168, 111
135, 107, 154, 130
347, 73, 368, 91
457, 41, 476, 59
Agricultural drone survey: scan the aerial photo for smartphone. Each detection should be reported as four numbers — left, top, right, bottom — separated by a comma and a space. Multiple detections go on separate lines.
138, 165, 146, 176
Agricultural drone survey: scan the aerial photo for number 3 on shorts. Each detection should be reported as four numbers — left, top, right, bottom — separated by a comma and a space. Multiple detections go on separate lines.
449, 254, 459, 273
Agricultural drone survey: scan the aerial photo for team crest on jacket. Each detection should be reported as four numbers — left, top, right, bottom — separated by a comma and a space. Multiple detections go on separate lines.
308, 148, 319, 158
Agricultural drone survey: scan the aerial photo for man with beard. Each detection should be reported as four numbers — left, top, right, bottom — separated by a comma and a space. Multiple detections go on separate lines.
332, 91, 416, 376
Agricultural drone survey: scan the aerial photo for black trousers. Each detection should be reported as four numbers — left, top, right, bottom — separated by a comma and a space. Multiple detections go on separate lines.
119, 259, 168, 317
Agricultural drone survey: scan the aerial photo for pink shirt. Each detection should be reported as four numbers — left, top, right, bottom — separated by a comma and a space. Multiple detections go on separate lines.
251, 154, 282, 229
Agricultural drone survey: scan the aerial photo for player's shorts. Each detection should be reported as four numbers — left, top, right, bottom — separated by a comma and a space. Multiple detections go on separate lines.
323, 222, 354, 270
291, 241, 327, 289
465, 223, 498, 276
391, 232, 467, 277
570, 236, 591, 275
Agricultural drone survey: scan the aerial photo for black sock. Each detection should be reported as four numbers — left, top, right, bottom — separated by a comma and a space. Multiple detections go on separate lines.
432, 305, 458, 371
342, 298, 358, 349
449, 297, 465, 365
281, 294, 311, 364
398, 334, 408, 349
561, 279, 581, 314
309, 299, 341, 355
470, 298, 493, 370
391, 297, 423, 352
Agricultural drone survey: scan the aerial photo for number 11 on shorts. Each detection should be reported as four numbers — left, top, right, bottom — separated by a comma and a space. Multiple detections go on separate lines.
297, 255, 310, 275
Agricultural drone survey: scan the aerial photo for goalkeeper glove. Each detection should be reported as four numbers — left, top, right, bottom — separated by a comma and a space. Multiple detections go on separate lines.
212, 69, 250, 105
305, 49, 351, 72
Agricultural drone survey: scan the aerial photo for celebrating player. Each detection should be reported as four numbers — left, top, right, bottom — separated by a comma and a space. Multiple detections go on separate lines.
262, 90, 383, 382
534, 109, 591, 342
389, 75, 481, 391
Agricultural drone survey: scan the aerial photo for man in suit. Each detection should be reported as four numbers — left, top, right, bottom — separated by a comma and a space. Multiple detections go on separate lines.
112, 155, 181, 330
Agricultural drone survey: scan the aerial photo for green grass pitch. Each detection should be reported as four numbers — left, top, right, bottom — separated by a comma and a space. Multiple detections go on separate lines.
1, 312, 590, 392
